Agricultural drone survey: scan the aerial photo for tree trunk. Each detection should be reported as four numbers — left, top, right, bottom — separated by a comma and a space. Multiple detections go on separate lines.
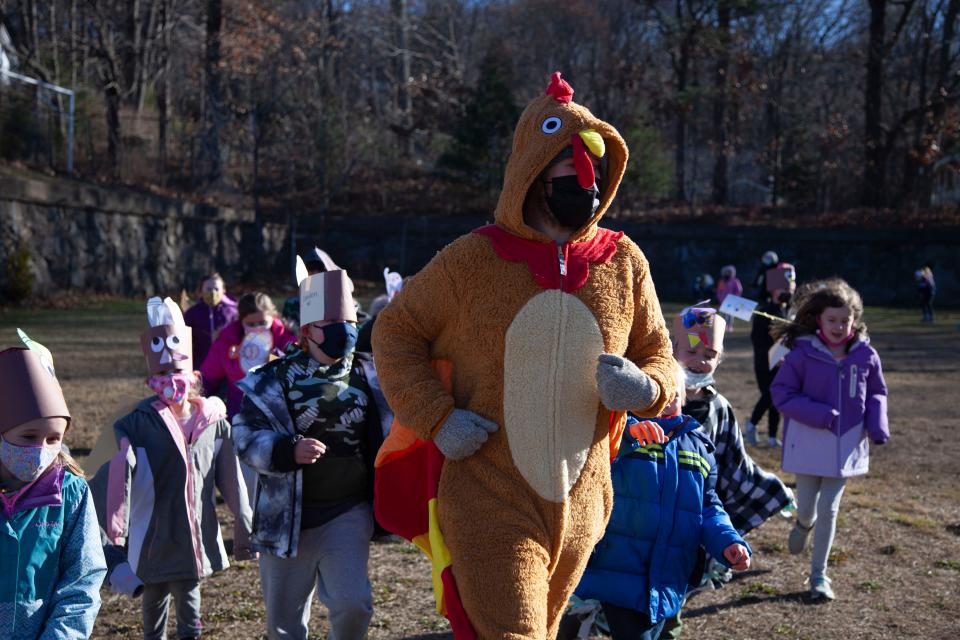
70, 0, 78, 87
157, 0, 170, 179
391, 0, 414, 158
863, 0, 886, 207
199, 0, 223, 186
105, 80, 122, 178
122, 0, 140, 101
711, 1, 731, 206
674, 37, 690, 201
251, 108, 264, 265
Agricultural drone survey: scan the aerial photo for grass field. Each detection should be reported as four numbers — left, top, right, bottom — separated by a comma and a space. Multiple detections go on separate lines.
1, 299, 958, 640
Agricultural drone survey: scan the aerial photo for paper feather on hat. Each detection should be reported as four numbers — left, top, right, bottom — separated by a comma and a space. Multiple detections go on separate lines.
384, 268, 403, 301
672, 302, 726, 351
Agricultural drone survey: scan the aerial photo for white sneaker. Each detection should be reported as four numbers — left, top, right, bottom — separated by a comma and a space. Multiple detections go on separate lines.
744, 421, 758, 445
768, 436, 782, 447
810, 575, 835, 600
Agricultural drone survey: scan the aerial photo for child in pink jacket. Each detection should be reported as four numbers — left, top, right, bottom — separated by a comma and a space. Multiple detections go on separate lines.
201, 292, 296, 419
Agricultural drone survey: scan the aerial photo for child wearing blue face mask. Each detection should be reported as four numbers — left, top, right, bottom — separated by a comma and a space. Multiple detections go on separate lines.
232, 267, 383, 640
0, 333, 107, 640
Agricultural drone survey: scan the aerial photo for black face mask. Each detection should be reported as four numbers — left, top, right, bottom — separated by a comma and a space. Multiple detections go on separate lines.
544, 175, 600, 229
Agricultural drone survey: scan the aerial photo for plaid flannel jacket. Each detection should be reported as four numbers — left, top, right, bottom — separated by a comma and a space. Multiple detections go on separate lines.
684, 386, 792, 534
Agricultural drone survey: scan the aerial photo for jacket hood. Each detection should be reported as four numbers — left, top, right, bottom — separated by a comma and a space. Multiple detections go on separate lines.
135, 394, 227, 426
796, 334, 871, 360
494, 72, 628, 243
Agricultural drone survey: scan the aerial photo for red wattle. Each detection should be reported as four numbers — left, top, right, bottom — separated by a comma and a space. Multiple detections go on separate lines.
572, 134, 595, 189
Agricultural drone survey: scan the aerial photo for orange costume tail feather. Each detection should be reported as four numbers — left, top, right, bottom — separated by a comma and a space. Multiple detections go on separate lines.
373, 360, 476, 640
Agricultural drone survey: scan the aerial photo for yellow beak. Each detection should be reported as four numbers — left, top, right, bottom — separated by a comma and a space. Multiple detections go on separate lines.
578, 129, 605, 158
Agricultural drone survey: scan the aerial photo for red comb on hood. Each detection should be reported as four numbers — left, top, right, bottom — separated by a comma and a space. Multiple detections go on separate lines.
545, 72, 573, 103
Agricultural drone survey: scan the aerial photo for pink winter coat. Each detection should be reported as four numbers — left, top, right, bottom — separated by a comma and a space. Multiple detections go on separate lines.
716, 275, 743, 303
200, 318, 297, 418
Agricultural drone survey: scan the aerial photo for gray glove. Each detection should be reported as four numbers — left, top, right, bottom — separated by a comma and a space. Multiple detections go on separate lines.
108, 561, 145, 598
434, 409, 499, 460
596, 353, 660, 412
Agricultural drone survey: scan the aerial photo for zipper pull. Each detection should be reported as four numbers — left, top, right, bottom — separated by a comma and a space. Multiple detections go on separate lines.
557, 245, 567, 277
849, 364, 857, 398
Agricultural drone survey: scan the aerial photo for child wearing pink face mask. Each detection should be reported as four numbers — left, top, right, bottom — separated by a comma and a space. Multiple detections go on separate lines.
771, 279, 889, 601
0, 332, 106, 639
201, 292, 296, 420
90, 298, 253, 640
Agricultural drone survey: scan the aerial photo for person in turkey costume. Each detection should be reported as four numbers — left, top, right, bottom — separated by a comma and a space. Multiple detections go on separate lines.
372, 73, 676, 638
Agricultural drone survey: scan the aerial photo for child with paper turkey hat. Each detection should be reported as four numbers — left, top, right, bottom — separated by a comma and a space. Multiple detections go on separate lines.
0, 331, 106, 639
89, 297, 253, 640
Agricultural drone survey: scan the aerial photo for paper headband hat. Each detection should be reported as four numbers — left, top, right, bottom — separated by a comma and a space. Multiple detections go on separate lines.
0, 330, 71, 434
765, 262, 797, 294
296, 257, 357, 326
139, 297, 193, 376
672, 303, 726, 351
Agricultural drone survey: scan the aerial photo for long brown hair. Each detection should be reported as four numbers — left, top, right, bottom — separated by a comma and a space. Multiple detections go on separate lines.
772, 278, 867, 350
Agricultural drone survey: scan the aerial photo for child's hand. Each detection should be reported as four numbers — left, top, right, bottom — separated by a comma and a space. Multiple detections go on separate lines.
723, 543, 750, 571
294, 437, 326, 465
629, 420, 668, 446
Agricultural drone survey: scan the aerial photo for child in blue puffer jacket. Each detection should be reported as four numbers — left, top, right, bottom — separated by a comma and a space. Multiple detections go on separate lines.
576, 365, 751, 640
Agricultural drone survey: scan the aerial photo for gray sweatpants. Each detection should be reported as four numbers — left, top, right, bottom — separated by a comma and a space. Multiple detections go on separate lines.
142, 579, 202, 639
795, 473, 847, 580
259, 503, 374, 640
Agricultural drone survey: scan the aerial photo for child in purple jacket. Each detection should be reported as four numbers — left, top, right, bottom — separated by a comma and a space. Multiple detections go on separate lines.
770, 279, 889, 601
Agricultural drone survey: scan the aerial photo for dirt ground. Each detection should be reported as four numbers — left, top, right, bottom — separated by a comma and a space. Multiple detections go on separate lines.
1, 300, 958, 640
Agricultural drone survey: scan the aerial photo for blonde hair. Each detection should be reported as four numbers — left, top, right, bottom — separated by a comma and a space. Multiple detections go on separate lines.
59, 450, 85, 478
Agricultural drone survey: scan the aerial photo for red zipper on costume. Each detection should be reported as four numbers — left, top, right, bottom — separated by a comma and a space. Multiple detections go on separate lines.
557, 243, 567, 288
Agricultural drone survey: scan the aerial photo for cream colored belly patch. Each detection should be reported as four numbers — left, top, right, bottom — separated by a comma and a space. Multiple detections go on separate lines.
503, 289, 605, 503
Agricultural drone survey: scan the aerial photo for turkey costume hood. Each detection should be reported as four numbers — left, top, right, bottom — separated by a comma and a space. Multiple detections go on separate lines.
372, 72, 675, 639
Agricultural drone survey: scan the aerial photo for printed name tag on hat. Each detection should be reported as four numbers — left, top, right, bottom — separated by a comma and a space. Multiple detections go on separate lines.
718, 294, 758, 322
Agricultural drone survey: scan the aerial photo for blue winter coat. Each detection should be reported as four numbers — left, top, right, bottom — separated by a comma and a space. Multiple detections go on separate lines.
576, 415, 748, 624
0, 468, 107, 639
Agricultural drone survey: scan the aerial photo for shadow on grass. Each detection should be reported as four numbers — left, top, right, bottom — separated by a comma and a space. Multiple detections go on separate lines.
684, 589, 828, 619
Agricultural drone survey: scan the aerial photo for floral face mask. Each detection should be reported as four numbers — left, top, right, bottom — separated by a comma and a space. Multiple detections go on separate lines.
0, 436, 61, 483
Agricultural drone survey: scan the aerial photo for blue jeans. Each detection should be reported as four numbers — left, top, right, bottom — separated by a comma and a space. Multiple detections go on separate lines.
602, 603, 668, 640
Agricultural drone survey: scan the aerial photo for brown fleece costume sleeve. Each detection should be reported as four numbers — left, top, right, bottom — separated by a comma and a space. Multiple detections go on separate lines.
624, 242, 676, 417
371, 251, 457, 440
